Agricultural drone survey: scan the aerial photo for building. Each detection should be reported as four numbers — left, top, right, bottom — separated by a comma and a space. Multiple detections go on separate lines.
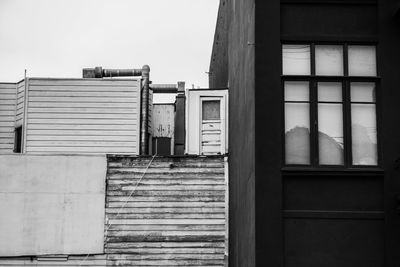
0, 69, 229, 266
209, 0, 400, 266
185, 88, 228, 155
0, 78, 142, 155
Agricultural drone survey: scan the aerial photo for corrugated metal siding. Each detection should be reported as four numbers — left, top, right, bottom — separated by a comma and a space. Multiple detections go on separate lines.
105, 156, 228, 266
0, 255, 106, 266
0, 83, 17, 153
25, 78, 141, 154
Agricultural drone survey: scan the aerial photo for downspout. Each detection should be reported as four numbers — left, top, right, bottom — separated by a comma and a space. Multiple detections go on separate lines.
82, 65, 151, 155
140, 65, 150, 155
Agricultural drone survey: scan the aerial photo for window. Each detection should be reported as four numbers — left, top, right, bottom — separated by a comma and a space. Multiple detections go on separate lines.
282, 43, 378, 167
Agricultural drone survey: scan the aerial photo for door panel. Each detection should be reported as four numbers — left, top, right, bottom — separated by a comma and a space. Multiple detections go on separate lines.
200, 99, 223, 155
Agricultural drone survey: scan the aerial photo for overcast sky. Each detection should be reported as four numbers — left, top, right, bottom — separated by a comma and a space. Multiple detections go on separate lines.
0, 0, 219, 89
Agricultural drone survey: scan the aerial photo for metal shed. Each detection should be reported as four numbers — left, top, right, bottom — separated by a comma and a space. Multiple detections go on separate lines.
1, 77, 142, 155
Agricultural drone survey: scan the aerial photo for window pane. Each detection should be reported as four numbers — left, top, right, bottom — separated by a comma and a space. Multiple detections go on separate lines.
318, 82, 342, 102
202, 100, 220, 120
285, 103, 310, 164
351, 104, 377, 165
282, 45, 311, 75
284, 81, 309, 101
315, 45, 344, 76
348, 46, 377, 76
318, 104, 344, 165
351, 82, 376, 103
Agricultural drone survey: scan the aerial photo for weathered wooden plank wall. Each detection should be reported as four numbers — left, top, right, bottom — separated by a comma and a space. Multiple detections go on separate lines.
24, 78, 141, 154
0, 83, 16, 153
105, 155, 228, 266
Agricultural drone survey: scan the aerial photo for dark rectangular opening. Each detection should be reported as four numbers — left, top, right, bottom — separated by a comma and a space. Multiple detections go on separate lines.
13, 126, 22, 153
152, 137, 172, 156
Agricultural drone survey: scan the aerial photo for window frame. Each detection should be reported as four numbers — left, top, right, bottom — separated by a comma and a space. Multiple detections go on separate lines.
282, 42, 381, 169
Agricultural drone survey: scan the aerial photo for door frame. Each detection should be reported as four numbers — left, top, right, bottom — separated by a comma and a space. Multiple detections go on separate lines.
199, 96, 226, 155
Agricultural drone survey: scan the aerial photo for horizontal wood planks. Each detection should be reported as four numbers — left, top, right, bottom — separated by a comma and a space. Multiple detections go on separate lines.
105, 156, 228, 266
0, 83, 16, 153
25, 78, 141, 154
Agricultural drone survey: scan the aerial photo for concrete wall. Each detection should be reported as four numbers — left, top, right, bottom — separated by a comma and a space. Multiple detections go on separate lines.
0, 83, 16, 153
0, 154, 106, 257
23, 78, 141, 154
209, 0, 255, 266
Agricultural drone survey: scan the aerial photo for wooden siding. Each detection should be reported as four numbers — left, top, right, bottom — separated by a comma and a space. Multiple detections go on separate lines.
105, 156, 228, 266
0, 83, 17, 153
25, 78, 141, 154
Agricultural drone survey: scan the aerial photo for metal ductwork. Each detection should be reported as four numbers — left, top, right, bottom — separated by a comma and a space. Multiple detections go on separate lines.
83, 67, 142, 78
82, 65, 151, 155
150, 84, 178, 94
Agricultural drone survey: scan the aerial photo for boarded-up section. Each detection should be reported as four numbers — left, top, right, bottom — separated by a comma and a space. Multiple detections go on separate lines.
152, 104, 175, 155
0, 83, 16, 153
0, 154, 106, 257
24, 78, 141, 154
105, 156, 228, 266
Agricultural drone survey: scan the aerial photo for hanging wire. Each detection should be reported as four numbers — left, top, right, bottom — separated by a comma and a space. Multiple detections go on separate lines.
78, 154, 157, 266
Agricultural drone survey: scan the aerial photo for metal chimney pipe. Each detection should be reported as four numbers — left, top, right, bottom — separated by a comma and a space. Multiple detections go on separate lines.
83, 67, 142, 78
140, 65, 150, 155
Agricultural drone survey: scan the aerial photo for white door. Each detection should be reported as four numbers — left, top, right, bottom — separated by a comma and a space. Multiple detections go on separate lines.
200, 97, 224, 155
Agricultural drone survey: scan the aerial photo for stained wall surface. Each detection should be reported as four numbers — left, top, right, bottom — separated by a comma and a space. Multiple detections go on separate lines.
0, 154, 106, 257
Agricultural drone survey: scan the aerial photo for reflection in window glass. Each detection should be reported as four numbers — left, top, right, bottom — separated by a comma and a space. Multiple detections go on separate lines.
284, 81, 309, 101
318, 104, 344, 165
202, 100, 220, 120
282, 45, 311, 75
315, 45, 344, 76
318, 82, 342, 102
285, 81, 310, 164
348, 46, 377, 76
351, 82, 376, 102
351, 87, 377, 165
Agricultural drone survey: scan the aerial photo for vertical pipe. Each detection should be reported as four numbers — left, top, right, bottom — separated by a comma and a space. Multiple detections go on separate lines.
140, 65, 150, 155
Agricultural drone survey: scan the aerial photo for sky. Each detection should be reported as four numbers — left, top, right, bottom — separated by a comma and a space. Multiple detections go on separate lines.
0, 0, 219, 91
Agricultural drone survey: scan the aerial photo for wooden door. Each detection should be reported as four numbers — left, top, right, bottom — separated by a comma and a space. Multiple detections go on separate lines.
200, 97, 224, 155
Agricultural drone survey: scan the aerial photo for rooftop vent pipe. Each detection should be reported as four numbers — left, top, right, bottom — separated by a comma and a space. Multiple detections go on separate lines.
82, 65, 151, 155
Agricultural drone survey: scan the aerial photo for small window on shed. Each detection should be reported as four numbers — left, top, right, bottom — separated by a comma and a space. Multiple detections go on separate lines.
14, 126, 22, 153
202, 100, 221, 120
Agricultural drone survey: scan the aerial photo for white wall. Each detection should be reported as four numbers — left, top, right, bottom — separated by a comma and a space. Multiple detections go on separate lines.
24, 78, 141, 154
185, 89, 228, 155
0, 154, 106, 257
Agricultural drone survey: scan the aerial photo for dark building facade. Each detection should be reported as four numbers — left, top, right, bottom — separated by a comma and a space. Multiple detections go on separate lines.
209, 0, 400, 266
